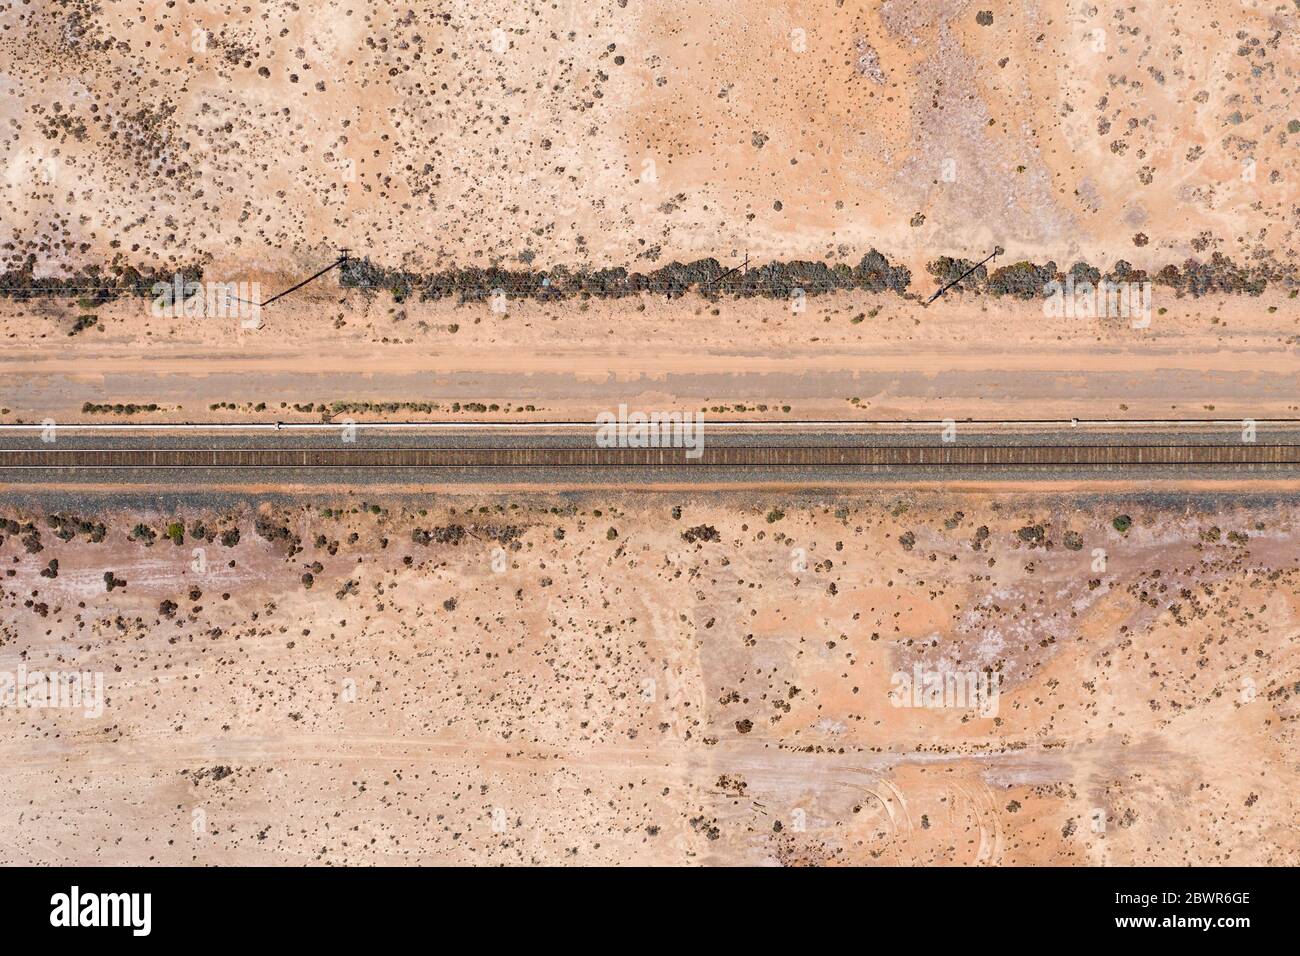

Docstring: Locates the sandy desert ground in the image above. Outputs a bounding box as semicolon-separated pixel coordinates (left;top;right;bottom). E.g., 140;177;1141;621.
0;488;1297;865
3;0;1297;278
1;0;1297;424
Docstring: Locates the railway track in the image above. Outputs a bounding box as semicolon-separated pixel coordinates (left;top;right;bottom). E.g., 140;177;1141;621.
1;444;1298;469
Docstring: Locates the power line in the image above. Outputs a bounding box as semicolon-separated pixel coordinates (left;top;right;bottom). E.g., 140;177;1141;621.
229;251;350;308
0;249;355;308
925;246;1004;305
